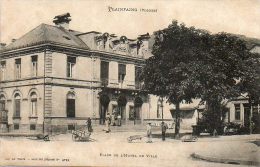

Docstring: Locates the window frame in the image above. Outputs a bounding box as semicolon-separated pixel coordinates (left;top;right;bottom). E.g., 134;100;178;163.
118;64;126;83
31;55;38;77
14;93;21;118
15;58;21;79
0;95;6;111
67;56;76;78
0;61;6;81
234;104;241;120
66;92;75;118
30;92;37;117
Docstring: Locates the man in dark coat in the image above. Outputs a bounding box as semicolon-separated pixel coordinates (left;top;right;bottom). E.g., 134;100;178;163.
86;117;93;133
161;122;168;141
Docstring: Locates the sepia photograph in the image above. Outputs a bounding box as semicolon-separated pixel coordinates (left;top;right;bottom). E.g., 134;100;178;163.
0;0;259;166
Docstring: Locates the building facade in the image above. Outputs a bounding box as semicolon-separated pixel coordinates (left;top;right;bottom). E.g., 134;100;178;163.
0;13;153;134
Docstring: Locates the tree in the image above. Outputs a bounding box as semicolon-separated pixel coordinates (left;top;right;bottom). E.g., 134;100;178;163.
142;20;210;138
143;20;260;138
198;102;229;135
188;33;260;133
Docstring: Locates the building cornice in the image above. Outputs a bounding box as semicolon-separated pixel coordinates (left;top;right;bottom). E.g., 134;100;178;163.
0;42;146;64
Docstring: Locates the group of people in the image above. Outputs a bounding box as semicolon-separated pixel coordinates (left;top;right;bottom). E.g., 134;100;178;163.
86;116;169;142
146;121;169;143
110;111;122;126
104;112;123;133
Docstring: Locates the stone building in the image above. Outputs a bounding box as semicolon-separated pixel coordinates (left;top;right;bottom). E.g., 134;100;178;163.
0;13;153;134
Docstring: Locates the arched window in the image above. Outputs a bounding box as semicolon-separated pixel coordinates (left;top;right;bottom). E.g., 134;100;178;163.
14;93;21;117
30;92;37;117
67;92;75;117
0;95;6;111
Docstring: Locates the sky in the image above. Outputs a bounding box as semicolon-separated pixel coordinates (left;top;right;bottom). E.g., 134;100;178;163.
0;0;260;44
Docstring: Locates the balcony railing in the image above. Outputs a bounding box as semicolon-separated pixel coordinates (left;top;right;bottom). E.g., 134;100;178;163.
0;110;8;123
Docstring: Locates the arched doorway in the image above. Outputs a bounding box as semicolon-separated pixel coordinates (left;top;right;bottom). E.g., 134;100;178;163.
117;95;127;124
134;96;143;124
99;94;110;125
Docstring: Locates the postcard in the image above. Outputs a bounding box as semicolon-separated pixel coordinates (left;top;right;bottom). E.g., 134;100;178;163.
0;0;259;166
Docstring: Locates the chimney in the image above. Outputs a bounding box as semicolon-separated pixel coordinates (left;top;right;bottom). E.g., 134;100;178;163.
53;13;71;29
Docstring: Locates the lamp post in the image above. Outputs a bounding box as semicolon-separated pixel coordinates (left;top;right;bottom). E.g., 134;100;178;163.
160;97;164;122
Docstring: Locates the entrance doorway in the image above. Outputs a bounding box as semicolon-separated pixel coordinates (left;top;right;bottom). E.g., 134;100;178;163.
243;104;250;130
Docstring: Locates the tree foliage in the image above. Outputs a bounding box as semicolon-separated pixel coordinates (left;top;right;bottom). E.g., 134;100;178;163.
142;20;260;137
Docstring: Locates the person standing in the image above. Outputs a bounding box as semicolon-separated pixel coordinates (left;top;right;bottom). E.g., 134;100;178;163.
161;122;168;141
105;113;111;133
117;114;121;126
86;117;92;133
146;122;152;143
111;111;116;126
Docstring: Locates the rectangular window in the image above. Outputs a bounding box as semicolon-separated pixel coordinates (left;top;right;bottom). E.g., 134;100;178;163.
0;101;5;111
14;99;21;117
14;124;19;130
118;64;126;83
0;61;6;81
135;66;142;89
31;55;38;77
67;56;76;78
68;124;75;130
31;99;37;116
235;104;241;120
100;61;109;85
15;58;21;79
30;124;36;130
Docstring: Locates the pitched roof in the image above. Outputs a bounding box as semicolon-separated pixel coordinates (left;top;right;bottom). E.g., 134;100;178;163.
3;23;89;51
